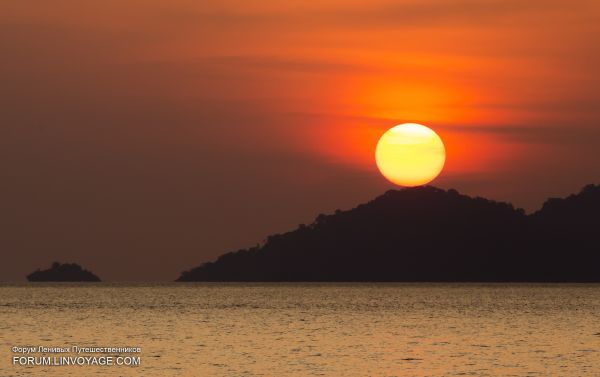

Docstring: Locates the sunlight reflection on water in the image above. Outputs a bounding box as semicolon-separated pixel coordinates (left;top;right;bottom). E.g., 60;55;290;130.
1;283;600;376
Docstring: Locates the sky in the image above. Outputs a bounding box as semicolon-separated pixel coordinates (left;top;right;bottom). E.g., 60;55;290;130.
1;0;599;281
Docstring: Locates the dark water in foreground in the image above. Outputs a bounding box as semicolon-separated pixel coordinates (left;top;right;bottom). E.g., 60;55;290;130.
1;283;599;376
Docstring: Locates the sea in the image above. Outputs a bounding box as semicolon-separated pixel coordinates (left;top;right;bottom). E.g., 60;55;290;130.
1;283;599;376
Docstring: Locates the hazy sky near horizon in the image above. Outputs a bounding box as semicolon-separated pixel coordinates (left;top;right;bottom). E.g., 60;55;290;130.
2;0;600;280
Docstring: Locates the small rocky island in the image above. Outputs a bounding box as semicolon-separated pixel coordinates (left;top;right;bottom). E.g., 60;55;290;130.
27;262;101;282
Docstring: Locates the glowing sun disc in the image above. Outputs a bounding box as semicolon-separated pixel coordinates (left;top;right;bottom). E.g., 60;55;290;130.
375;123;446;187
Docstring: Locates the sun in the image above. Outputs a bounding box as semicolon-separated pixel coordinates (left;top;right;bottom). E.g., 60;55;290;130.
375;123;446;187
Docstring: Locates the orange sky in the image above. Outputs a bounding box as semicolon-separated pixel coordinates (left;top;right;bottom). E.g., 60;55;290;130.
1;0;600;280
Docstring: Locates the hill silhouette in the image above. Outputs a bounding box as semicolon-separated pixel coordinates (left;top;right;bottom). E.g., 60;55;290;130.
27;262;101;282
177;185;600;282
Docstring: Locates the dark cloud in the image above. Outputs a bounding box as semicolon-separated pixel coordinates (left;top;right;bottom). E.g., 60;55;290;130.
436;123;600;145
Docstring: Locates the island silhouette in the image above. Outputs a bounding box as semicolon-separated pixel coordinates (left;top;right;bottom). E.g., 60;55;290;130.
27;262;101;282
177;184;600;282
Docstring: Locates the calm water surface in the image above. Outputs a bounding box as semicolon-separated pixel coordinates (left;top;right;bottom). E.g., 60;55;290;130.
1;283;600;376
